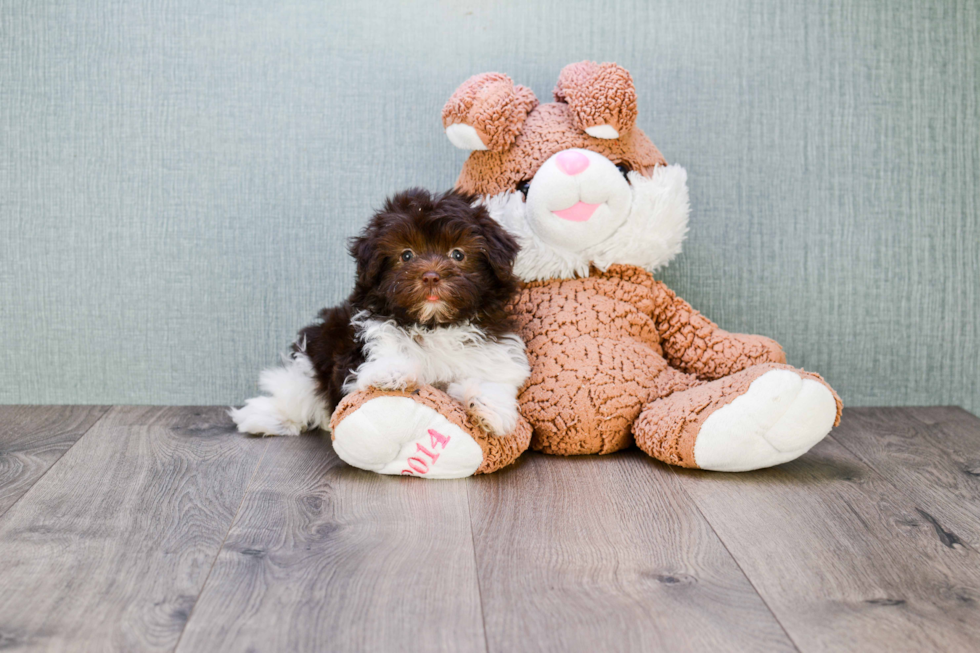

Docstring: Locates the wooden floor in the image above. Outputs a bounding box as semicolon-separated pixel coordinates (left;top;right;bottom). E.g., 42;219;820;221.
1;407;979;652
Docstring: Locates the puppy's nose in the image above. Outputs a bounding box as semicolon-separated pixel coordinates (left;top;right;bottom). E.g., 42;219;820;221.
422;271;441;286
555;150;590;176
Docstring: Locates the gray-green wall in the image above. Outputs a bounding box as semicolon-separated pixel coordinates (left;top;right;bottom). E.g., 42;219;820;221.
2;0;978;412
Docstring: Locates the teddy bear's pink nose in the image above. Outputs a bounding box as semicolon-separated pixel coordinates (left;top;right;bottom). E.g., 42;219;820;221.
555;150;590;176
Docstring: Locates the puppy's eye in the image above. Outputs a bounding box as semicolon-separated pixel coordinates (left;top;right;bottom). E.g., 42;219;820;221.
616;163;632;182
400;250;414;262
516;180;531;200
450;249;465;262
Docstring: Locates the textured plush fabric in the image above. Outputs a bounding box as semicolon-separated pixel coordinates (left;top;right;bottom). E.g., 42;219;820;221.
441;73;538;152
1;1;978;412
553;61;638;135
511;264;842;457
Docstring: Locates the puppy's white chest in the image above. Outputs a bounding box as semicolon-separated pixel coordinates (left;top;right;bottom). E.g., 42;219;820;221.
399;326;487;378
408;328;470;354
410;331;477;385
354;316;528;389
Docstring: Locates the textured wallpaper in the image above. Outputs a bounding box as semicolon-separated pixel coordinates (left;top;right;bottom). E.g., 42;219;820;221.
1;0;977;412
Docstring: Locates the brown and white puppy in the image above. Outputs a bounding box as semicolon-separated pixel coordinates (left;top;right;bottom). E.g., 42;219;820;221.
230;188;529;437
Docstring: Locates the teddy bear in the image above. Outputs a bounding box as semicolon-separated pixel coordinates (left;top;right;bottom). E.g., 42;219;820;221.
329;61;842;477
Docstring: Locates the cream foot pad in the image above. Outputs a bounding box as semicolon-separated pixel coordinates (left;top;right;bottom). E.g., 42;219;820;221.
693;369;838;472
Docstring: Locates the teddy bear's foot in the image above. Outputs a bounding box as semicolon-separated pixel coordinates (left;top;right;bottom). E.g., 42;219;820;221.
634;363;842;472
331;395;483;479
692;368;839;471
329;386;532;478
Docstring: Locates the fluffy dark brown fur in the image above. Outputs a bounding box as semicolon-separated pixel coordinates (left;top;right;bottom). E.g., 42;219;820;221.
296;188;520;409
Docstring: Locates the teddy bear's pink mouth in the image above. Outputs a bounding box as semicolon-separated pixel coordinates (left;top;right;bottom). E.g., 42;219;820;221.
552;201;601;222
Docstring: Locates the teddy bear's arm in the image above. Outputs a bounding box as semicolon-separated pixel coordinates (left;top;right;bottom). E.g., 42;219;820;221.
647;279;787;380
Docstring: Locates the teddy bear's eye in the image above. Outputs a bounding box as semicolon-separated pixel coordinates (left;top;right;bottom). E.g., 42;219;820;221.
616;163;632;182
516;179;531;200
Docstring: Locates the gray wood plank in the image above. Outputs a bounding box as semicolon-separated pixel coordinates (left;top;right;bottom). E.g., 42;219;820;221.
672;423;980;652
466;450;796;653
0;405;110;516
0;406;269;652
832;407;980;546
176;433;487;653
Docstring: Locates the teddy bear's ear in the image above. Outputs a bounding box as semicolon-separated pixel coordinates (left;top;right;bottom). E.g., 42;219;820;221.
442;73;538;152
553;61;637;139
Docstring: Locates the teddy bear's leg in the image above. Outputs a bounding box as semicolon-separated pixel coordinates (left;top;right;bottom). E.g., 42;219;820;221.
329;386;532;479
633;363;842;471
520;336;700;455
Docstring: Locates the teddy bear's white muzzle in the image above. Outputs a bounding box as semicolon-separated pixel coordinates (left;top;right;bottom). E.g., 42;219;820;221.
524;149;632;253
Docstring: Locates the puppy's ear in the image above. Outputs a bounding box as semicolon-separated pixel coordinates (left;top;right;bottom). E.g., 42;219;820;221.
474;208;520;287
348;226;387;288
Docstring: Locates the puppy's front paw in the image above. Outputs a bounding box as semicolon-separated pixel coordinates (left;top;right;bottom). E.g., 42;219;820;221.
467;396;518;437
355;360;420;392
447;380;519;437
